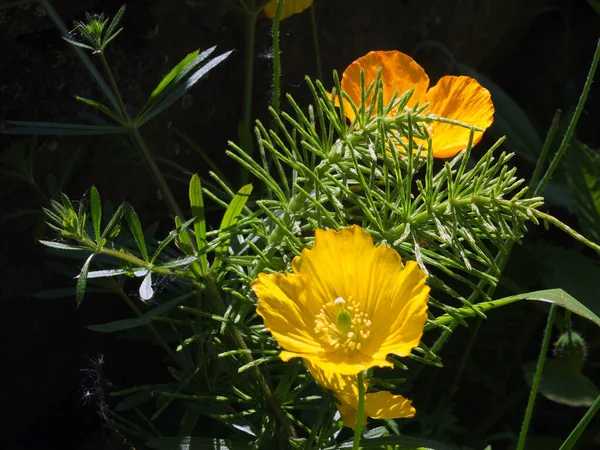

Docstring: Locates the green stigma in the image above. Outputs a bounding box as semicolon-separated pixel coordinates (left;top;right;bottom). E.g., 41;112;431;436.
334;297;352;333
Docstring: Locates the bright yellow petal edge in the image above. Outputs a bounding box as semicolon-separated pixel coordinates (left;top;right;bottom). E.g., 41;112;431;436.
263;0;313;20
306;360;416;430
252;225;430;375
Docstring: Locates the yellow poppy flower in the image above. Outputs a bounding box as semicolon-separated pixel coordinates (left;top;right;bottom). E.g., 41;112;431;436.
306;360;415;429
251;225;430;375
263;0;313;20
332;50;495;158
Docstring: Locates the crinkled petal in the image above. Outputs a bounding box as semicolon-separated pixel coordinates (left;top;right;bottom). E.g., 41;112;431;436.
263;0;313;20
368;261;429;360
425;75;494;158
364;391;415;419
296;350;392;376
340;50;429;119
252;273;322;355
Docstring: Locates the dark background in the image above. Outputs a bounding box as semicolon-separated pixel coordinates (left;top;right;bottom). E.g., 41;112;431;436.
1;0;600;448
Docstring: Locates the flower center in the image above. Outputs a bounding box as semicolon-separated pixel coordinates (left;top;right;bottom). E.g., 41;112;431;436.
314;296;371;353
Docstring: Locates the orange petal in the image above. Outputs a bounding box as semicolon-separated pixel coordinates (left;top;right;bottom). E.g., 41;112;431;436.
263;0;313;20
340;50;429;120
425;76;494;158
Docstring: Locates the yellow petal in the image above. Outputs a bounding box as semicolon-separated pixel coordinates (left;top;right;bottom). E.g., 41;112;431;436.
364;391;415;420
340;50;429;120
305;360;415;429
263;0;313;20
425;75;494;158
254;225;429;374
252;273;322;355
368;261;430;360
297;350;393;376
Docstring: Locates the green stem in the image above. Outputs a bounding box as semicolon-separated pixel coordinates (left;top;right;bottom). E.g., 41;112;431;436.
353;372;365;450
310;3;323;81
242;11;258;146
534;210;600;253
535;37;600;195
129;127;186;221
517;304;557;450
97;53;186;224
271;0;284;113
559;393;600;450
528;111;561;197
99;53;128;119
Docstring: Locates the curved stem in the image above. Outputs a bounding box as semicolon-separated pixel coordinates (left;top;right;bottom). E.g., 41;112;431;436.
517;304;557;450
535;38;600;196
310;3;323;81
353;372;365;450
271;0;284;113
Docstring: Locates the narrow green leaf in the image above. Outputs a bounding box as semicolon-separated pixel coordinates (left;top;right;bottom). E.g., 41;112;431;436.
427;288;600;331
150;216;196;264
174;216;194;256
75;96;123;123
101;202;124;240
3;121;126;135
136;47;213;121
76;253;95;306
148;50;200;102
87;291;193;332
90;186;102;242
126;204;149;261
137;50;232;126
212;184;253;272
104;5;126;43
38;240;88;251
189;174;208;274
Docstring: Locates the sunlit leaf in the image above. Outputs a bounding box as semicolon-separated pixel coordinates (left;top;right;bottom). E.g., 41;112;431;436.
189;174;208;274
76;253;95;306
427;289;600;330
212;184;253;272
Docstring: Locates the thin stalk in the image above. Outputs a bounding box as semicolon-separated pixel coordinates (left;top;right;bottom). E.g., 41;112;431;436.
242;11;258;150
130;127;186;222
516;304;557;450
534;210;600;253
96;53;185;221
98;53;128;120
535;37;600;195
559;393;600;450
310;3;323;81
528;110;561;196
353;372;366;450
37;0;121;114
271;0;284;112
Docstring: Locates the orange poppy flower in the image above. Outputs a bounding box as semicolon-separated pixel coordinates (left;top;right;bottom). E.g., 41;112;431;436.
263;0;313;20
333;50;494;158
